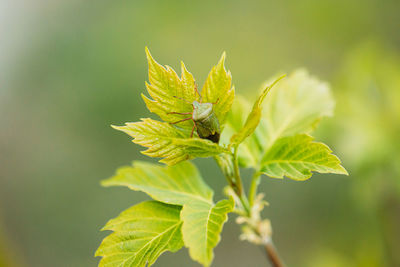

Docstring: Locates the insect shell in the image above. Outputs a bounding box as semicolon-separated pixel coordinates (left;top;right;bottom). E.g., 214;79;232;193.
192;101;220;143
169;98;221;143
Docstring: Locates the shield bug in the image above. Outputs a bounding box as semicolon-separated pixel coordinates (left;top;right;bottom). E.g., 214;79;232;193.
168;84;221;143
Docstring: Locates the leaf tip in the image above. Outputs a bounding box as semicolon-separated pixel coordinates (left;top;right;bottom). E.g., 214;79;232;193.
100;178;111;187
278;73;287;79
180;60;186;69
145;46;156;65
144;46;150;56
99;224;109;232
339;165;349;176
221;50;227;59
111;124;124;131
218;51;227;66
268;73;287;90
180;61;191;76
94;248;101;257
141;92;150;101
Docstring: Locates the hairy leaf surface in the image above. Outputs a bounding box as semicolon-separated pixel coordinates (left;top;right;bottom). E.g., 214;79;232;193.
181;198;234;267
142;47;199;129
96;201;183;267
260;134;348;180
201;52;235;126
112;118;227;165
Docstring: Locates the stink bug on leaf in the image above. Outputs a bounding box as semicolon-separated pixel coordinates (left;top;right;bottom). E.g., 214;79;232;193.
168;84;221;143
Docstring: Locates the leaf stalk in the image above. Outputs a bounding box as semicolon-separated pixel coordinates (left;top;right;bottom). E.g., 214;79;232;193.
217;146;285;267
248;171;261;206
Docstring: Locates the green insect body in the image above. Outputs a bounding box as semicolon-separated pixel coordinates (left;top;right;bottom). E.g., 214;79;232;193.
192;101;221;143
169;98;221;143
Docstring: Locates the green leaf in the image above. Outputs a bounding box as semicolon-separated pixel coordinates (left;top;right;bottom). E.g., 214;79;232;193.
230;75;285;146
181;198;234;267
260;134;348;180
102;161;233;267
226;69;337;169
96;201;183;267
259;69;335;148
112;118;227;165
221;96;260;167
202;52;235;126
142;47;199;130
102;161;213;205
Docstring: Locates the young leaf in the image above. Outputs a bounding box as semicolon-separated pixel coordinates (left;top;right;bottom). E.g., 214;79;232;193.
221;96;261;167
226;69;337;169
181;198;234;267
96;201;183;267
259;69;335;148
102;161;213;205
112;118;227;165
201;52;235;126
142;47;199;130
260;134;348;180
230;75;285;147
102;161;233;267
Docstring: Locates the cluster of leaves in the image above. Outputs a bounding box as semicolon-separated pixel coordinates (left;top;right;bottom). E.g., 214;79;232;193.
112;48;232;165
96;162;232;266
222;70;346;180
96;48;347;267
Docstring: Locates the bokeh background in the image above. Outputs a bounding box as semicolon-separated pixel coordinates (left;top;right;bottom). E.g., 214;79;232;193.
1;0;399;266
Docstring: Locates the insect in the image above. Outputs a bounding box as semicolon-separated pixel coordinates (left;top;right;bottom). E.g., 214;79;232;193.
168;84;220;143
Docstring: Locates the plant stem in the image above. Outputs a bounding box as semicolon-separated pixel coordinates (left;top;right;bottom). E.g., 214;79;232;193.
248;171;261;206
218;148;285;267
232;146;243;195
263;239;285;267
232;146;250;216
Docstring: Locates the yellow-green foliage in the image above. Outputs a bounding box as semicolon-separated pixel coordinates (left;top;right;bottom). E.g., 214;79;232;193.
97;50;347;267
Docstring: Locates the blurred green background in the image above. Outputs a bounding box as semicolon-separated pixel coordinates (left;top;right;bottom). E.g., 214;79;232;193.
1;0;399;266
